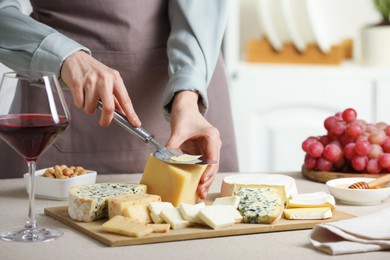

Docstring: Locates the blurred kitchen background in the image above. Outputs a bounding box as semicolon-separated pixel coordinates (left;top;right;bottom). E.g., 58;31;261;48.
2;0;390;173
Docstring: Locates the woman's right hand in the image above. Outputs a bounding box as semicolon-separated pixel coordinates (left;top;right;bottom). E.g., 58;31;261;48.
60;51;141;128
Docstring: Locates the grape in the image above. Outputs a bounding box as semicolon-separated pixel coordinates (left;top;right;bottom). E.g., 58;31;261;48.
323;143;342;162
343;143;356;160
366;159;382;174
304;154;317;170
382;138;390;153
379;153;390;168
317;158;333;171
334;112;342;119
307;141;324;158
369;130;386;145
351;155;368;171
376;122;387;130
339;133;354;147
342;108;357;123
355;140;372;156
324;116;338;131
301;136;317;153
333;157;345;171
346;122;362;138
319;135;331;146
366;123;377;134
368;144;383;159
386;126;390;136
330;121;346;136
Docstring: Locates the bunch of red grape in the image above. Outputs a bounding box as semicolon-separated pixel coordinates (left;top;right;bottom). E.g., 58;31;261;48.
302;108;390;174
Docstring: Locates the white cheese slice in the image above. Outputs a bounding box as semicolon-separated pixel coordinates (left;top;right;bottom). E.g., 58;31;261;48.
286;192;336;211
213;196;240;209
160;207;190;229
284;207;332;220
148;201;174;224
178;202;206;224
170;154;202;162
198;205;243;230
221;173;298;199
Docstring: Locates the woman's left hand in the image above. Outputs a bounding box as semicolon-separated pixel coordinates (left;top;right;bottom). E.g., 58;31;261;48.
166;91;222;200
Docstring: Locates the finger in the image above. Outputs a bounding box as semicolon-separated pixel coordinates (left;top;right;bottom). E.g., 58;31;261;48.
99;95;115;127
113;76;141;127
197;165;217;199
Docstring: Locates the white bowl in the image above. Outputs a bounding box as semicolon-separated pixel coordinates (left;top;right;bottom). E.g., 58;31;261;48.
24;168;97;200
326;177;390;206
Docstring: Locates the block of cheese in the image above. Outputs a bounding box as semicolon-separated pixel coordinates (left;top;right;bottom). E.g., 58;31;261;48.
147;223;171;233
234;186;285;224
178;202;206;224
198;205;243;230
149;202;175;224
140;154;207;206
68;183;147;222
213;196;240;209
283;207;332;220
221;173;297;200
286;192;336;211
160;207;190;229
108;194;161;219
123;204;152;223
102;215;153;238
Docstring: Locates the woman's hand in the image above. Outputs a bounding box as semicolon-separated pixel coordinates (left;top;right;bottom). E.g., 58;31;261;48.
60;51;141;127
166;91;222;200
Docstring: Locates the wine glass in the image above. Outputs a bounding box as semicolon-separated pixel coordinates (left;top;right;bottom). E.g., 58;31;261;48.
0;71;71;242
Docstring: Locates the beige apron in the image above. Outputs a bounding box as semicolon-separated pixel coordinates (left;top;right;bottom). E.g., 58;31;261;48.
0;0;238;178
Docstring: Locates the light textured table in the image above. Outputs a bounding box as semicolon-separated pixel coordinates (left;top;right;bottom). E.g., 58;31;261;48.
0;172;389;260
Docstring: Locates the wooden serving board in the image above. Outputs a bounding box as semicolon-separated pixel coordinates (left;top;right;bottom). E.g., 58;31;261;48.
44;206;354;247
301;165;387;183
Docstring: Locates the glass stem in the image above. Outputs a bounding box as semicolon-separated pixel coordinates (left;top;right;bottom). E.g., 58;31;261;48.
26;160;37;230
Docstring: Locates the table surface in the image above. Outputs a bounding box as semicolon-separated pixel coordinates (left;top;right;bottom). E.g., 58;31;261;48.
0;172;389;260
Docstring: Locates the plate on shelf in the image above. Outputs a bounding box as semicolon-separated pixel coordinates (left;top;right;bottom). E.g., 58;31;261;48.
280;0;315;53
301;165;387;184
257;0;290;52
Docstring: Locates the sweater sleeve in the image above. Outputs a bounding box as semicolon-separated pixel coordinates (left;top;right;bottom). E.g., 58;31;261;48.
0;0;90;77
163;0;227;119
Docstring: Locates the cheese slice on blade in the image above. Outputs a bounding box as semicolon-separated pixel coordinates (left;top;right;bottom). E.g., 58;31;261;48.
286;192;336;211
170;154;202;163
283;207;332;220
140;154;207;206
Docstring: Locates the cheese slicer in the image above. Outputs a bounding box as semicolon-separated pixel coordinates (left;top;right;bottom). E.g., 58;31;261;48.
97;100;215;165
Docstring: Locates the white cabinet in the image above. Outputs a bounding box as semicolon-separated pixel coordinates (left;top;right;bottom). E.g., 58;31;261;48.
229;62;390;173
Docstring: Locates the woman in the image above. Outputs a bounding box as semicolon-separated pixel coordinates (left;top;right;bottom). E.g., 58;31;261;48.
0;0;238;198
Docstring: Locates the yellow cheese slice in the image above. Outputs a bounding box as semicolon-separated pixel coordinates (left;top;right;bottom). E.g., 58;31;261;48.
102;215;153;238
283;207;332;220
170;154;202;162
286;192;336;211
140;154;207;206
147;223;171;233
107;193;161;219
123;204;152;223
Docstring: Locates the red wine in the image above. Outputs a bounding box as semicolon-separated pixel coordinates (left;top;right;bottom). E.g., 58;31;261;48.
0;114;69;161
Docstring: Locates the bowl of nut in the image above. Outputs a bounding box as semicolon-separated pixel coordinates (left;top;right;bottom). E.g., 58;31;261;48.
24;165;97;200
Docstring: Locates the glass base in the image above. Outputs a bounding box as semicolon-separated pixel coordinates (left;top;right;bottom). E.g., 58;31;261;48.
0;227;63;242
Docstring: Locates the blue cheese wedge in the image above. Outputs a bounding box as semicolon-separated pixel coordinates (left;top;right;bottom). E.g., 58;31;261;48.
234;186;285;224
68;183;146;222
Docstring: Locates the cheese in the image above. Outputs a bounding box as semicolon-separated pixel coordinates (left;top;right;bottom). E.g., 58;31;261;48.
140;154;207;206
221;173;298;199
234;186;285;224
107;194;161;219
234;184;287;203
286;192;336;211
68;183;146;222
160;207;190;229
178;202;206;224
170;154;202;163
147;223;171;233
123;204;152;223
102;215;153;238
212;196;240;208
148;202;175;224
283;207;332;220
198;205;243;230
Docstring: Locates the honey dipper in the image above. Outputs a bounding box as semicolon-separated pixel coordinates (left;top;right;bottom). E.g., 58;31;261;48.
348;174;390;189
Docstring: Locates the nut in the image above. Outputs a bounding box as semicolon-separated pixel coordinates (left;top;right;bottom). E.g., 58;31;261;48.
41;165;88;179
